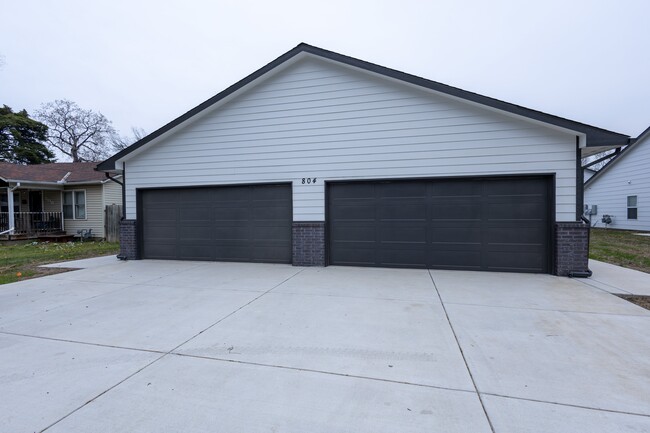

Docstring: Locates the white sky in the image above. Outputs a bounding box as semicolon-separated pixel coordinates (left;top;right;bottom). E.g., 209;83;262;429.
2;0;649;144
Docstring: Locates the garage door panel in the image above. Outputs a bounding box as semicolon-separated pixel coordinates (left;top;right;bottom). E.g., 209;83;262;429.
179;224;214;240
144;242;178;260
145;207;177;222
430;202;481;220
378;202;426;220
431;180;481;197
330;182;374;199
487;202;546;220
253;206;292;220
330;245;376;266
485;250;545;272
429;250;482;270
179;206;211;220
329;177;550;273
331;225;374;242
178;244;215;261
486;226;546;244
376;242;427;268
141;184;291;263
430;226;481;243
379;224;426;242
379;181;427;197
252;226;291;240
213;207;250;220
144;224;177;239
330;203;375;220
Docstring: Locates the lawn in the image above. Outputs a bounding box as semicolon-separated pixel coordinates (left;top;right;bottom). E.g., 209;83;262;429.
589;228;650;274
0;241;119;284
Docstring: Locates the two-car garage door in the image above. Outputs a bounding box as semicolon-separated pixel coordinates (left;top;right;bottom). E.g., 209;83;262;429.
139;176;551;273
328;176;551;273
140;184;292;263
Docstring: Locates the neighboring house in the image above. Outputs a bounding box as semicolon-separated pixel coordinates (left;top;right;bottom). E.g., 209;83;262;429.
0;162;122;239
584;126;650;231
98;43;632;275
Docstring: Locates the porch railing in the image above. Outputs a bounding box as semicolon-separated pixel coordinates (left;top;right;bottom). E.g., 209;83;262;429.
0;212;63;235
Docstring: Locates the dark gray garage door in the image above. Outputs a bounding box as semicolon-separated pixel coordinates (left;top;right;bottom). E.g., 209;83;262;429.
328;177;551;273
140;184;291;263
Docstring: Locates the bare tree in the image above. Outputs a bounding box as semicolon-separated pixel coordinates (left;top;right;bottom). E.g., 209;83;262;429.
36;99;117;162
111;126;147;152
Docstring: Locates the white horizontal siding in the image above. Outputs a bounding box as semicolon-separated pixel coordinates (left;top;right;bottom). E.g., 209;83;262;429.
585;138;650;231
125;57;577;222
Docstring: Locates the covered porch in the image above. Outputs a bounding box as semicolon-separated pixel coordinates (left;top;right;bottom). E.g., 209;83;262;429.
1;186;65;238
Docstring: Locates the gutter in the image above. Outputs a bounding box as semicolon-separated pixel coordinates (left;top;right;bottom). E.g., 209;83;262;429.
104;172;123;186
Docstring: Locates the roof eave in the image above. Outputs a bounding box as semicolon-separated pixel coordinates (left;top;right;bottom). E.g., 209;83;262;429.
96;42;631;171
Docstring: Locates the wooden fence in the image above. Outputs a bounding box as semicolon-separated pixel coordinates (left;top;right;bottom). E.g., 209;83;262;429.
104;204;122;242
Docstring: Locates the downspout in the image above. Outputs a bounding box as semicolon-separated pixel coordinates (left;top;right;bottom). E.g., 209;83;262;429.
568;137;592;278
117;162;128;260
575;137;584;220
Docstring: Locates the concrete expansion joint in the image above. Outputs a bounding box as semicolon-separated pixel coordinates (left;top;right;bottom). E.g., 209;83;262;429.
0;331;165;355
427;269;497;433
170;351;476;395
480;392;650;419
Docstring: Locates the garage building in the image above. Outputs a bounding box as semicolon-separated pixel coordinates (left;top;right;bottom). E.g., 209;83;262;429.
98;43;631;275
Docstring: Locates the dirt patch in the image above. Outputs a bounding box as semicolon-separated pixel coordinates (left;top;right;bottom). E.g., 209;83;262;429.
617;295;650;311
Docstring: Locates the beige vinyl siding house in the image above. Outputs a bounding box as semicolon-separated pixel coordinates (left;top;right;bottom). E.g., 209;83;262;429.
99;44;631;275
63;180;123;238
0;162;123;240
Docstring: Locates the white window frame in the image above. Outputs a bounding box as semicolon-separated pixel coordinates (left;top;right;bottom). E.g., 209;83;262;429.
627;195;638;220
62;189;87;220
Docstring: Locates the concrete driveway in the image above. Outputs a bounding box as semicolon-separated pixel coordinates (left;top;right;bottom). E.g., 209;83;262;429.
1;259;649;432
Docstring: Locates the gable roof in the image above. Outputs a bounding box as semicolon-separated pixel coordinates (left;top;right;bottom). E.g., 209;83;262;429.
585;125;650;186
0;162;108;184
97;43;632;171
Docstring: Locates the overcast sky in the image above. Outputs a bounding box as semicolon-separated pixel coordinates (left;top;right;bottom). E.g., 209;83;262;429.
2;0;649;147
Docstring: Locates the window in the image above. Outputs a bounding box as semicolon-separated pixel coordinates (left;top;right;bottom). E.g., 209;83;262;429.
0;192;20;213
62;190;86;219
627;195;637;220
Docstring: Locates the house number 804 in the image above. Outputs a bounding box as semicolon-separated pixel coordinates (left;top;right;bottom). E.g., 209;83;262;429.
302;178;317;184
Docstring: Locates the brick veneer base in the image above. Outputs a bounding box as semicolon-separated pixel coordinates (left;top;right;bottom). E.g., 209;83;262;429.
554;222;590;276
119;219;138;260
292;222;325;266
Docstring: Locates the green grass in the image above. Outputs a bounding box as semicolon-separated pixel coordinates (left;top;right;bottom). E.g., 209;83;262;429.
0;241;119;284
589;228;650;274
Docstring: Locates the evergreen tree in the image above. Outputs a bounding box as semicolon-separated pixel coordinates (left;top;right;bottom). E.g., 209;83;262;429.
0;105;55;164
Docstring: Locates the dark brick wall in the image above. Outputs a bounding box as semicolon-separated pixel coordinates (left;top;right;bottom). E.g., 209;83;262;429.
554;222;590;276
119;219;138;260
292;222;325;266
